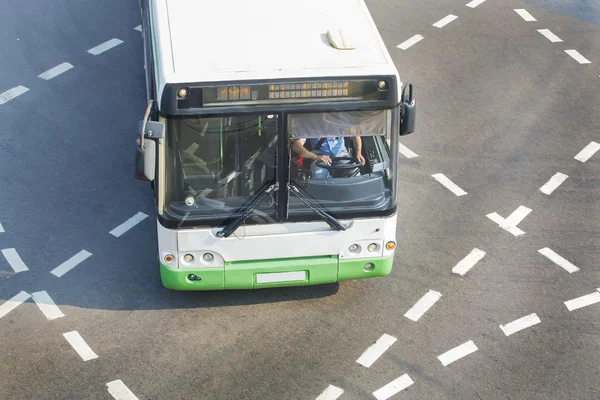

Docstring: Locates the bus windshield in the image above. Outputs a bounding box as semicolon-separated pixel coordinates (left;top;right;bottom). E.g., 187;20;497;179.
288;109;395;219
163;114;279;226
162;109;396;226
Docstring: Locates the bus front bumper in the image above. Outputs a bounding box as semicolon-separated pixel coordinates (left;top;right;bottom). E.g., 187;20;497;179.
159;255;393;291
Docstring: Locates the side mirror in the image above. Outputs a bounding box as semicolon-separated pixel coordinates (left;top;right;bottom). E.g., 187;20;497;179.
135;120;164;181
399;83;416;136
135;137;156;181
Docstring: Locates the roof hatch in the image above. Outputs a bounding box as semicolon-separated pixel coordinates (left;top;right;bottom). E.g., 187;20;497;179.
327;29;358;50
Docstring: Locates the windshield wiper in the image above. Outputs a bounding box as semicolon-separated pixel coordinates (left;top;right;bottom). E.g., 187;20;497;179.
287;182;346;231
216;181;278;238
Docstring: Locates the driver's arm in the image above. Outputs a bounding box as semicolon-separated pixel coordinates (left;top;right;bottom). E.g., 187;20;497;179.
292;139;331;164
353;136;365;165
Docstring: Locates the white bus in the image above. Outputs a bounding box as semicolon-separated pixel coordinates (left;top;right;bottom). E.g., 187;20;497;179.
135;0;417;290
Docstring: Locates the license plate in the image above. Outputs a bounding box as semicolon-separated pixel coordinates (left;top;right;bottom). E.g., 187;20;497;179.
256;271;307;284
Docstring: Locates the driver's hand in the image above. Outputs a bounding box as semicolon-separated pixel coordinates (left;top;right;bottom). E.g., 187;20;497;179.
356;154;365;165
315;154;332;165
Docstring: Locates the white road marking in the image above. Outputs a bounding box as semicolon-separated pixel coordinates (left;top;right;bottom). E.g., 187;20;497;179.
0;86;29;105
537;29;563;43
31;291;65;320
109;212;149;237
433;14;458;28
106;380;139;400
404;290;442;321
38;62;74;81
564;292;600;311
438;340;478;366
398;143;419;158
1;248;29;273
466;0;486;8
315;385;344;400
514;9;537;21
134;25;142;32
397;34;424;50
63;331;98;361
540;172;568;195
486;212;525;236
0;222;4;232
538;247;579;273
356;333;397;368
431;173;468;196
372;374;414;400
503;206;532;228
500;313;541;336
452;248;486;276
50;250;93;278
574;141;600;162
87;38;124;55
0;291;31;319
564;49;591;64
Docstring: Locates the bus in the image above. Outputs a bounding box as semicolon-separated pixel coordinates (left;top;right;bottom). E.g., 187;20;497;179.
135;0;417;290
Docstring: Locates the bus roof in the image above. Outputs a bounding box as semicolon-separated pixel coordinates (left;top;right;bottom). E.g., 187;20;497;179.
150;0;400;101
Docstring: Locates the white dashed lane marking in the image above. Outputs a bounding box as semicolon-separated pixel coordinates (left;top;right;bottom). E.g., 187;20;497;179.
87;38;124;55
500;313;541;336
540;172;568;195
404;290;442;322
50;250;93;278
372;374;414;400
109;212;149;237
63;331;99;361
0;86;29;105
397;34;424;50
106;380;139;400
315;385;344;400
564;292;600;311
487;205;531;237
356;333;397;368
398;142;419;158
1;248;29;273
574;141;600;162
452;248;486;276
514;9;537;21
538;29;563;43
466;0;486;8
538;247;579;273
134;25;142;32
564;49;591;64
431;173;468;196
0;222;4;233
31;291;65;320
437;340;478;366
0;291;30;319
38;62;74;81
433;14;458;28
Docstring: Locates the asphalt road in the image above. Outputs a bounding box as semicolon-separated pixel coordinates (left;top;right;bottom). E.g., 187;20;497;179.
1;0;599;399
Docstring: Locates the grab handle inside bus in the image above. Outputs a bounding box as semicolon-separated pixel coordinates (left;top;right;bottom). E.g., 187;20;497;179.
399;83;416;136
135;100;163;181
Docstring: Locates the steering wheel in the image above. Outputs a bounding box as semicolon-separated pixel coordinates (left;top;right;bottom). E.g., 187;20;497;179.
314;156;363;171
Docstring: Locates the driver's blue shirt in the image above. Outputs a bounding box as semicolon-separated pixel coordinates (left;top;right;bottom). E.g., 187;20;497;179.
304;137;347;156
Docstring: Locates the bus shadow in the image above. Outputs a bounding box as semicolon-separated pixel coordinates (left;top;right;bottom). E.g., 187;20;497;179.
0;257;341;312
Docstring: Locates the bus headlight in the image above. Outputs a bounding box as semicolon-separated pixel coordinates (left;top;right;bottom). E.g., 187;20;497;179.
367;243;379;252
203;253;214;262
348;244;361;254
183;254;194;263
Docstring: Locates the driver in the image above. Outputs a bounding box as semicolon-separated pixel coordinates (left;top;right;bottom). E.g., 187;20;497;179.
292;136;365;178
